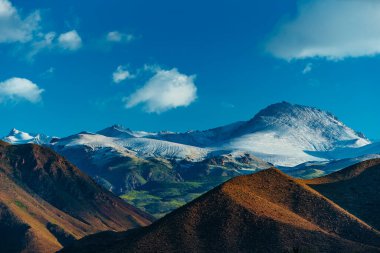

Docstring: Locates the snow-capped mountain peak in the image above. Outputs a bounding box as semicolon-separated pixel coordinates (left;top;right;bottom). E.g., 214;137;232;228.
3;128;52;145
223;102;371;166
97;124;157;138
97;125;135;138
238;101;370;147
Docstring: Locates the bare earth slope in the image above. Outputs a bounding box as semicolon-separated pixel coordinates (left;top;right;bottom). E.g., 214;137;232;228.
0;141;153;253
61;168;380;253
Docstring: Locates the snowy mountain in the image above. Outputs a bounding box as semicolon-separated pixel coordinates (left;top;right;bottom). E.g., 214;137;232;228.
97;124;157;138
224;102;370;165
2;128;52;145
2;102;377;167
154;102;371;166
51;131;210;162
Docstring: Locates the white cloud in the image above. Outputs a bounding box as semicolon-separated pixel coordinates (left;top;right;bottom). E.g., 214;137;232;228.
124;68;197;113
0;1;83;58
113;65;134;83
106;31;134;43
0;0;40;43
0;0;15;17
267;0;380;60
58;30;82;50
302;63;313;74
0;77;44;103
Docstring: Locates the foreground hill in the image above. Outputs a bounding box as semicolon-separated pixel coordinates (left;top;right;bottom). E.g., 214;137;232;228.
61;167;380;253
0;141;153;253
306;158;380;231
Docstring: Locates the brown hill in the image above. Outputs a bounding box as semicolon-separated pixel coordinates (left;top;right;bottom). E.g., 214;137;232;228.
306;158;380;231
0;141;153;253
61;168;380;253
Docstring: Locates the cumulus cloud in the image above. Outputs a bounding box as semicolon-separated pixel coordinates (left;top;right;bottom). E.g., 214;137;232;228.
124;68;197;113
113;65;134;83
0;0;40;43
106;31;134;43
0;77;44;103
266;0;380;60
58;30;82;50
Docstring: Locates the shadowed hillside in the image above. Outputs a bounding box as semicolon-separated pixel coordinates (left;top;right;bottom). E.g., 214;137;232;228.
306;158;380;231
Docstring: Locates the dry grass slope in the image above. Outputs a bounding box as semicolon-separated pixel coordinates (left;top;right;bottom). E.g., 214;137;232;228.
0;141;153;253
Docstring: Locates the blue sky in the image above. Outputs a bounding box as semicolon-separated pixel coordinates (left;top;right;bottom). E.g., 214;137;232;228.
1;0;380;139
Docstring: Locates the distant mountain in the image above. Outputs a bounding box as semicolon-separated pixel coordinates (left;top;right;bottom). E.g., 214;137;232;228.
0;141;153;253
154;101;371;166
3;102;374;167
60;167;380;253
3;128;52;145
97;124;156;139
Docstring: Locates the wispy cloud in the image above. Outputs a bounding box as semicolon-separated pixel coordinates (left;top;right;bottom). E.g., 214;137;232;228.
0;0;83;59
27;31;56;59
112;65;134;83
106;31;134;43
39;67;55;79
57;30;82;50
0;0;40;43
124;68;197;113
302;63;313;74
0;77;44;103
266;0;380;60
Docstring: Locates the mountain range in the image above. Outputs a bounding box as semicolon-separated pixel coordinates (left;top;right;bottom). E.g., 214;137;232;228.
60;159;380;253
3;101;380;217
3;102;374;166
